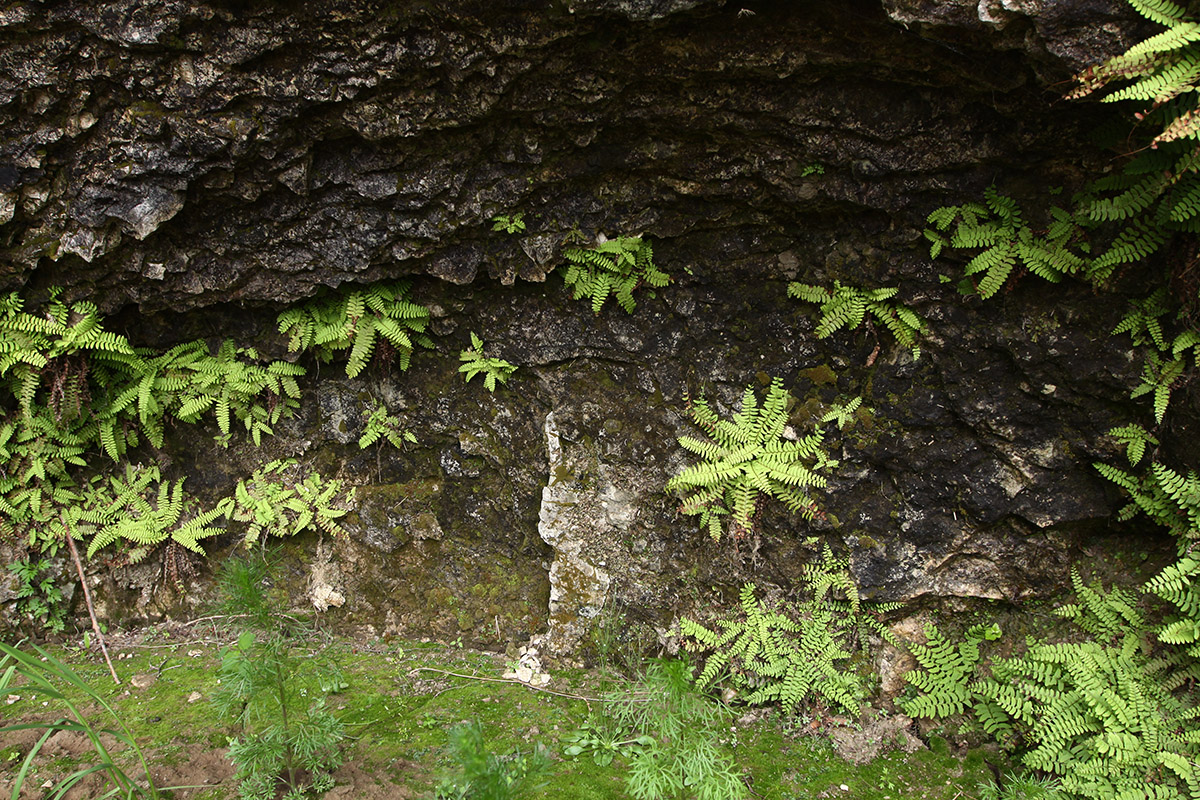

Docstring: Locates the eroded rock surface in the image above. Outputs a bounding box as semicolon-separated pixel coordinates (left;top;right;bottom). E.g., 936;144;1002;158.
0;0;1173;648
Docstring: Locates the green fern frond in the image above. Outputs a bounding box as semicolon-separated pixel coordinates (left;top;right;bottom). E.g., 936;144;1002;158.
667;378;834;541
278;281;431;376
790;280;923;352
560;236;665;314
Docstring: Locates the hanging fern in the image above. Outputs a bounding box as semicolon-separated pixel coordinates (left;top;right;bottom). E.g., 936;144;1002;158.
1094;461;1200;543
1110;289;1198;426
277;281;432;377
1063;0;1200;282
80;464;227;562
665;377;836;541
560;236;668;315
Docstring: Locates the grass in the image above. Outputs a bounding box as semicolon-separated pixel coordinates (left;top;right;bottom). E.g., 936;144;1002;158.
0;626;995;799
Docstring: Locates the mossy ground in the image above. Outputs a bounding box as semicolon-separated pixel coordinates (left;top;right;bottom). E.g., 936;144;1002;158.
1;625;993;799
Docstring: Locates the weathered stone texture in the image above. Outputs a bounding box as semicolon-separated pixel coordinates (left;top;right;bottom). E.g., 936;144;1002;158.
0;0;1172;646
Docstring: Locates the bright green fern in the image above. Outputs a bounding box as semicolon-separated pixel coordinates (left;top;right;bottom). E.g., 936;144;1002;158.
665;377;836;541
458;332;518;392
924;187;1090;298
276;281;432;377
561;236;668;314
788;281;924;357
897;621;1001;720
227;459;356;548
681;545;896;716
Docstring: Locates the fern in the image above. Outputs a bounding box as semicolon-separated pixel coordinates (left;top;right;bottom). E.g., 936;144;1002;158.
491;212;526;234
1107;423;1159;466
788;281;923;357
1114;289;1173;349
681;582;859;714
560;236;668;315
457;332;518;392
227;460;356;548
277;281;432;376
681;549;887;716
1131;351;1187;424
358;401;416;450
1063;0;1200;292
821;396;864;431
80;464;226;562
909;567;1200;800
666;378;837;541
1095;461;1200;541
897;621;1001;720
925;188;1090;298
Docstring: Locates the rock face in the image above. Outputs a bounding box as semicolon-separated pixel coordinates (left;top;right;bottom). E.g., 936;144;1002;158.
0;0;1171;648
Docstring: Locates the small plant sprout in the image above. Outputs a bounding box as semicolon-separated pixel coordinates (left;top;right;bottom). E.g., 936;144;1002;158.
491;213;525;234
358;401;417;450
458;332;518;392
822;396;864;430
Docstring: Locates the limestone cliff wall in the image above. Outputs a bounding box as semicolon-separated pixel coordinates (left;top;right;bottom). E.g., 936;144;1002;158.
0;0;1168;650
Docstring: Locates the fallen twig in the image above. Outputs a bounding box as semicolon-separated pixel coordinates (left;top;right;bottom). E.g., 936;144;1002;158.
65;530;119;684
408;666;615;705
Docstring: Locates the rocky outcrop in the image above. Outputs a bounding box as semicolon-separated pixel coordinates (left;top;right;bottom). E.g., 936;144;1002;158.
0;0;1173;649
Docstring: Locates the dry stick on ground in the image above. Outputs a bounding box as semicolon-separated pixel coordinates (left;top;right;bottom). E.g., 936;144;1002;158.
409;666;640;709
64;529;119;684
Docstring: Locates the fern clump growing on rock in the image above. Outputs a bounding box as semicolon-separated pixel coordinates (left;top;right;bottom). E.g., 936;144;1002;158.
227;459;356;548
896;621;1000;720
276;281;432;377
666;377;835;541
458;332;518;392
1069;0;1200;278
923;186;1090;298
358;401;416;450
560;236;668;314
788;281;924;358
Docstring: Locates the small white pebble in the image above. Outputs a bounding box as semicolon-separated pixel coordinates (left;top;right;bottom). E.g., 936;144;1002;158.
5;695;19;704
840;785;849;791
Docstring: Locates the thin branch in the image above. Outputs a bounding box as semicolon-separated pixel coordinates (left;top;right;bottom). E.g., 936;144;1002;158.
64;532;119;684
407;667;617;704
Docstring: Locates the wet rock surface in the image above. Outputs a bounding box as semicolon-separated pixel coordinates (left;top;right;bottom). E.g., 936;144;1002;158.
0;0;1174;648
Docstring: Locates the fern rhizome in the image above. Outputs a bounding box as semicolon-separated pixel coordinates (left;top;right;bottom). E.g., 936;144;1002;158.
666;377;836;541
